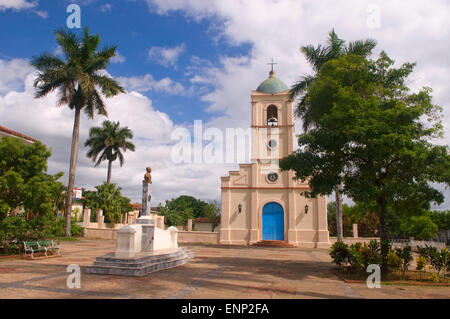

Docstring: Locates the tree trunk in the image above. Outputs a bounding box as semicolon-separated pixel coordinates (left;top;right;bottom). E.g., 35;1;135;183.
107;160;112;184
335;183;344;242
65;106;82;237
377;196;389;273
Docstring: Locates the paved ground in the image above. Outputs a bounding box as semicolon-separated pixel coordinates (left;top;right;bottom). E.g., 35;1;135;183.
0;238;448;299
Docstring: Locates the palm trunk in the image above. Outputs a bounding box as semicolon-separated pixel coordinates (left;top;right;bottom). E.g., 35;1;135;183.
378;197;389;273
335;183;344;242
107;160;112;184
65;106;81;237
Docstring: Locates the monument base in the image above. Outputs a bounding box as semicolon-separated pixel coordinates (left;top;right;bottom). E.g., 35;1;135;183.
85;247;193;277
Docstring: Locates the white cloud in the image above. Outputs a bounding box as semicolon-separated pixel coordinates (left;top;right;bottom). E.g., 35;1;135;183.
99;3;112;12
0;0;36;11
0;59;233;204
145;0;450;209
111;51;126;64
1;1;449;208
148;43;186;68
118;74;186;95
0;59;34;94
0;0;48;18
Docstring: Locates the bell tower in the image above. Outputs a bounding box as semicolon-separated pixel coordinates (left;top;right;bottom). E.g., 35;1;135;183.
251;69;295;166
219;65;330;248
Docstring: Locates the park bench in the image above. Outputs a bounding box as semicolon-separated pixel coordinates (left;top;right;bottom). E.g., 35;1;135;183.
23;240;60;259
38;240;60;257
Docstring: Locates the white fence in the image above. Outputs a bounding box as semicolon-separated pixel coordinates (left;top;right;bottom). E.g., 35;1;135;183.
391;239;446;250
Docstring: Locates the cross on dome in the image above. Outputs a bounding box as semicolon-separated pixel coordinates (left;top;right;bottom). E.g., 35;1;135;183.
267;58;278;77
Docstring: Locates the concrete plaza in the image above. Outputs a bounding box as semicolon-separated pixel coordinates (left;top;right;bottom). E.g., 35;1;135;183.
0;238;448;299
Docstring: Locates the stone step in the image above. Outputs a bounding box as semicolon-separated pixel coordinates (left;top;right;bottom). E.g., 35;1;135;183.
251;240;297;248
95;247;191;263
92;248;190;268
85;248;194;277
92;249;192;269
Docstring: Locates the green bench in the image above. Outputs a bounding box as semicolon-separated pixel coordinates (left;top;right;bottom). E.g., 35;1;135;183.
23;241;60;259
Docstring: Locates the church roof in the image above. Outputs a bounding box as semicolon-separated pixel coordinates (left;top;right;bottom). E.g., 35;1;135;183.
256;70;288;94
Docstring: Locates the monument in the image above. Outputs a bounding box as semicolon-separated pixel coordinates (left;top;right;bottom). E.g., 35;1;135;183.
86;167;193;276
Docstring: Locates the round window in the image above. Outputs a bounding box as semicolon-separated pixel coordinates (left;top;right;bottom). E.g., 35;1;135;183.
267;172;279;183
268;139;278;149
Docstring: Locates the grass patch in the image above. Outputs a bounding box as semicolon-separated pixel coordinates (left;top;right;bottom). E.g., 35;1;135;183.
49;236;80;242
332;268;450;286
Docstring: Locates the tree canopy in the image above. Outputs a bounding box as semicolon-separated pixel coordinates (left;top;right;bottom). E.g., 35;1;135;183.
82;182;133;224
0;137;64;220
85;120;136;184
280;52;450;264
158;195;220;226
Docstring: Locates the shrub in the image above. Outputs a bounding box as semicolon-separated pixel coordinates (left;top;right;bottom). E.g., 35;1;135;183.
347;243;365;272
428;248;449;281
0;214;83;255
387;250;402;271
395;246;413;279
365;239;382;266
330;241;349;268
416;255;427;281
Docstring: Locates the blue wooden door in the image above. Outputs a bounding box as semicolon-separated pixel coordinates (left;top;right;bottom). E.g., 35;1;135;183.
262;202;284;240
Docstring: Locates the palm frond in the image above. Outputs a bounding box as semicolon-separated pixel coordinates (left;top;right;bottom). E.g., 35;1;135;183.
92;75;125;97
30;53;65;72
54;28;80;61
346;39;377;57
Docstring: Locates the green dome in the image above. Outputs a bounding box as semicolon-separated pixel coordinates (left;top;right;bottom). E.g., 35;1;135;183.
256;71;288;94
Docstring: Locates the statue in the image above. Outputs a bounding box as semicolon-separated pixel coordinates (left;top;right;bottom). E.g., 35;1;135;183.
140;166;152;218
144;166;152;184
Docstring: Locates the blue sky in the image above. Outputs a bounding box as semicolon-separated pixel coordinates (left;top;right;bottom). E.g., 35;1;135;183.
0;0;449;209
0;0;251;124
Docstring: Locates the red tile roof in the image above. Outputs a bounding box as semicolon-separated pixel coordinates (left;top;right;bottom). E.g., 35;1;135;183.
0;125;36;142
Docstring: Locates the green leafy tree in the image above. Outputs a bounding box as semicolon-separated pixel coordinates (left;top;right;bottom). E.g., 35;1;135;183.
327;201;379;237
85;120;135;184
82;189;101;213
290;29;377;242
400;216;438;240
204;200;220;231
428;210;450;230
31;27;125;236
90;182;132;224
158;204;187;227
0;137;64;220
166;195;209;219
280;52;450;271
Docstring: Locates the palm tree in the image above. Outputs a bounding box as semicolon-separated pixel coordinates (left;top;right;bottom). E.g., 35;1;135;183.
85;120;136;184
31;27;125;236
290;29;377;242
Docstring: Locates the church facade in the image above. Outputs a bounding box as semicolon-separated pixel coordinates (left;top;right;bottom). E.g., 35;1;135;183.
219;70;330;248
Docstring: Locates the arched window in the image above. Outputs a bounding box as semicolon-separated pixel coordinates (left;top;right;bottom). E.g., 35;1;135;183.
267;105;278;126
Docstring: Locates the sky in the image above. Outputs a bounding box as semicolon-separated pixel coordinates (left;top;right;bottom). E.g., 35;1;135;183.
0;0;449;209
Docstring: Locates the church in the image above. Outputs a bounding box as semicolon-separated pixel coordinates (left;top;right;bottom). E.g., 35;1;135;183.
219;68;330;248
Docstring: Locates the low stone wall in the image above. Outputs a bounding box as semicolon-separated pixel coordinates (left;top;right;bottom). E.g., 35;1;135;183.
391;239;446;250
84;228;117;240
329;237;447;250
329;237;379;245
84;227;220;245
178;231;220;244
